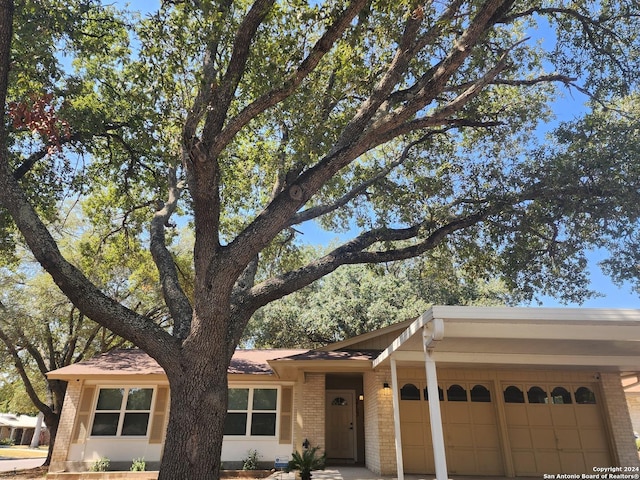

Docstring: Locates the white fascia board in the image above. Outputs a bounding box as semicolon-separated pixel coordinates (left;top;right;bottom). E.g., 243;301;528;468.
430;306;640;324
373;308;435;369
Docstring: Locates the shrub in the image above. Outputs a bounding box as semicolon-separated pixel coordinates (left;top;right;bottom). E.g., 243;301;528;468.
89;457;110;472
242;449;261;470
130;457;146;471
286;446;325;480
0;438;14;446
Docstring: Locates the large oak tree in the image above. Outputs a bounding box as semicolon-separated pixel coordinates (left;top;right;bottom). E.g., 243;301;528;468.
0;1;639;478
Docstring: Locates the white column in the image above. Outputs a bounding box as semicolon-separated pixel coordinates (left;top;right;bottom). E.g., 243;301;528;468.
423;329;448;480
390;356;404;480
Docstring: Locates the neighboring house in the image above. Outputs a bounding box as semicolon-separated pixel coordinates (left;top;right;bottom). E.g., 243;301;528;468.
47;306;640;478
0;412;47;446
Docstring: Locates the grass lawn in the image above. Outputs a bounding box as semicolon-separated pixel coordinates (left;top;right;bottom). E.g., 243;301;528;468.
0;446;47;459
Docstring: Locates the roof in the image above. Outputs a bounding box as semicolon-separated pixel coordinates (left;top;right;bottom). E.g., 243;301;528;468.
0;413;43;429
47;348;308;380
373;306;640;372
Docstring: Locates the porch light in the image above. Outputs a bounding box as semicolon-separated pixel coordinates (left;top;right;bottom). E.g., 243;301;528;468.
302;438;310;449
383;382;390;389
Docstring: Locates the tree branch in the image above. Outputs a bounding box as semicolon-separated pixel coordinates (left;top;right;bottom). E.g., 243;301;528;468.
290;131;449;225
0;326;51;414
201;0;275;144
246;207;497;310
0;157;179;359
205;0;369;159
150;167;192;341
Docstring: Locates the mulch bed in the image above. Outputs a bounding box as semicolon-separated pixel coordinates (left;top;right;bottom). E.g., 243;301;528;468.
0;466;48;479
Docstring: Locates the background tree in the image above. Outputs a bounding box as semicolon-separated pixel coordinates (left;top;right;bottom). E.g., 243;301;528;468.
245;251;513;348
0;208;173;464
0;1;639;478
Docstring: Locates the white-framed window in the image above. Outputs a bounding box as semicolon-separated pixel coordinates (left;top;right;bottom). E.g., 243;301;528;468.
90;387;154;437
224;387;278;437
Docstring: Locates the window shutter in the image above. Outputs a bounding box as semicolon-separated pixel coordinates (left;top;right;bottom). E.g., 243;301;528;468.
149;386;169;444
279;386;293;444
71;385;95;444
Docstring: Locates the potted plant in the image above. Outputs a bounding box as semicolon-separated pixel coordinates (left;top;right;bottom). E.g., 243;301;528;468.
286;446;325;480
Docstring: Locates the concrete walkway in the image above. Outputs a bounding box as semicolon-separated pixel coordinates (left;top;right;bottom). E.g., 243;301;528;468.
0;457;45;472
269;466;541;480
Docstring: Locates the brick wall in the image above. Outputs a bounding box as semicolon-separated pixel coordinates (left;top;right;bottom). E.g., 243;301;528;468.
600;373;640;467
626;392;640;434
49;380;83;472
363;369;397;475
294;373;325;453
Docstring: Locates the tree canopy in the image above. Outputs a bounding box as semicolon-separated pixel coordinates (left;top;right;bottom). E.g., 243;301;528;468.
245;254;513;348
0;1;639;478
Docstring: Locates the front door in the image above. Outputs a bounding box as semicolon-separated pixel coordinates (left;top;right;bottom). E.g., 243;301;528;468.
325;390;356;460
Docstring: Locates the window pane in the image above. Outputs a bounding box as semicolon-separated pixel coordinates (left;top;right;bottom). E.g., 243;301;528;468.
400;384;420;400
470;385;491;402
504;386;525;403
424;387;444;401
447;384;467;402
96;389;124;410
251;413;276;436
126;388;153;410
575;386;596;404
253;389;277;410
91;413;120;436
228;389;249;410
551;387;572;404
224;413;247;435
122;413;150;435
527;386;548;404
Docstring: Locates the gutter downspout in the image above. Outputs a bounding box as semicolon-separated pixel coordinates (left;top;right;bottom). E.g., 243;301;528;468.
423;319;448;480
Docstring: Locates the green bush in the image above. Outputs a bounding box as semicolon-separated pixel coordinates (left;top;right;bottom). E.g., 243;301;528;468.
130;457;146;471
242;449;261;470
89;457;110;472
0;438;15;446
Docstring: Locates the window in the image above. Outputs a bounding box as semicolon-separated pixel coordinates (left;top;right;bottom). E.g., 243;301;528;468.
503;385;525;403
575;386;597;404
400;384;420;400
424;386;444;401
91;387;153;436
551;386;572;404
470;385;491;402
527;386;548;404
224;387;278;437
447;384;467;402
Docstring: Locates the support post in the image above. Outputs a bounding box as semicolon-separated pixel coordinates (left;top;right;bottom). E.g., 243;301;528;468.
390;356;404;480
423;327;448;480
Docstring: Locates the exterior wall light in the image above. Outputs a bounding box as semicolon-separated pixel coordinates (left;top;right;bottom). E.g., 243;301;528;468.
383;382;390;389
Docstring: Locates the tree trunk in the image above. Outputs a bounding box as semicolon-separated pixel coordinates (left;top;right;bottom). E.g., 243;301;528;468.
157;353;229;480
42;414;58;467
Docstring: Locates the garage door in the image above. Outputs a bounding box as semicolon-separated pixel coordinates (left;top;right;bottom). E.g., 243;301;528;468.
399;380;503;475
503;382;611;475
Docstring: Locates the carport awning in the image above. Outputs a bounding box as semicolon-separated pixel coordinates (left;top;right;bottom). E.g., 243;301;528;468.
373;306;640;372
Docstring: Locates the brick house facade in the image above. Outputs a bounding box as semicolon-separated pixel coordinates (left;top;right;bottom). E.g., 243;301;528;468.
48;306;640;478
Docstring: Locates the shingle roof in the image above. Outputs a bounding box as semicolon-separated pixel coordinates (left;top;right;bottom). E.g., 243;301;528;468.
47;348;308;379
